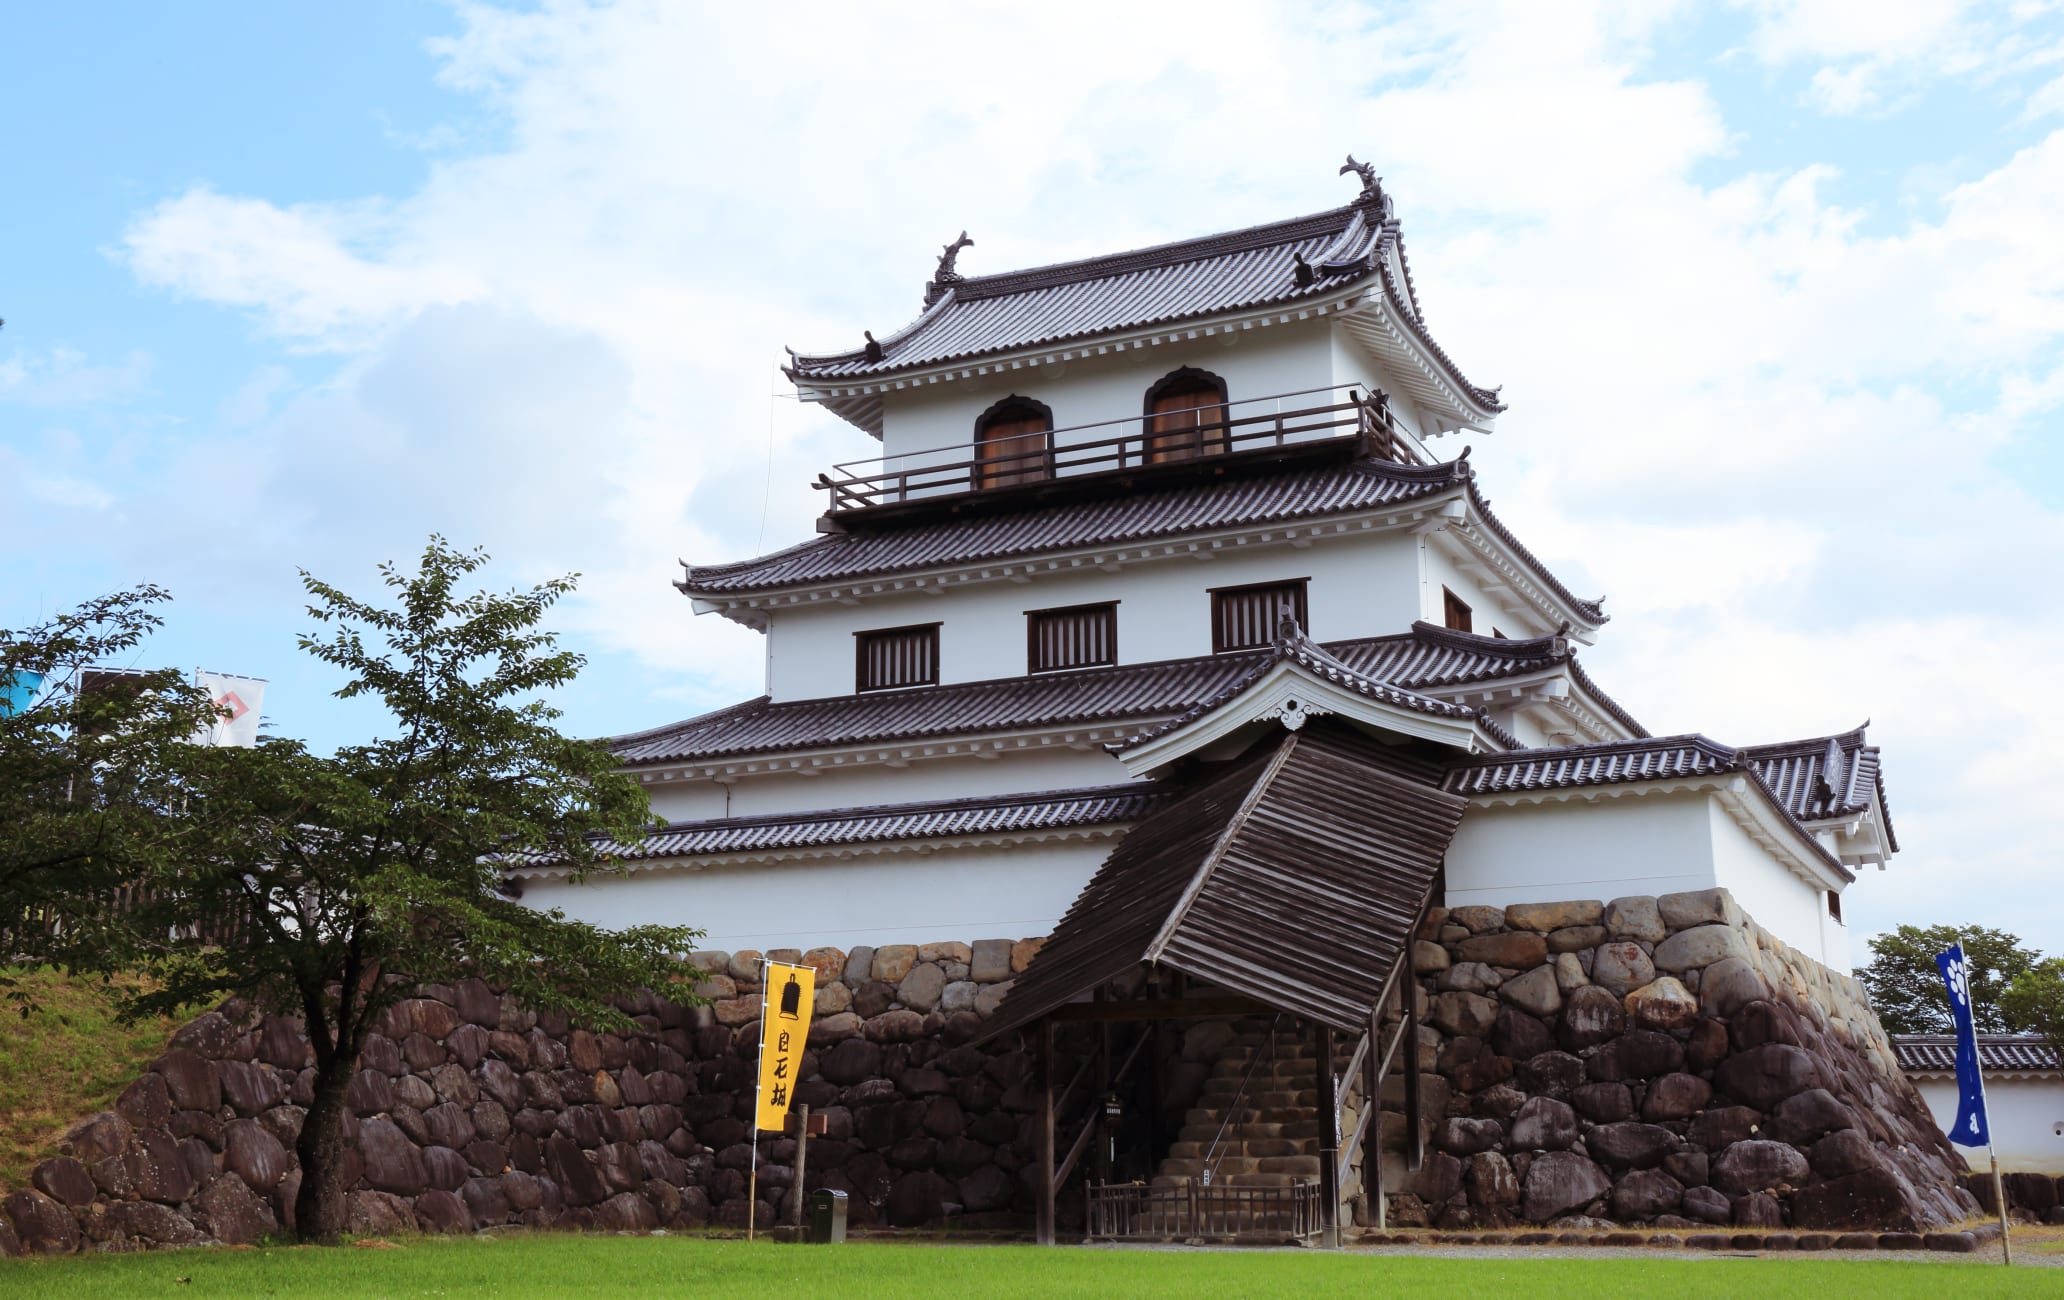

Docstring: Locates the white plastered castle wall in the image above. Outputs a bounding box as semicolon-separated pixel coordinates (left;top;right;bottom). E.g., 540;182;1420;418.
518;839;1108;952
1909;1077;2064;1175
1443;788;1844;967
1416;532;1552;641
761;530;1422;701
875;320;1341;462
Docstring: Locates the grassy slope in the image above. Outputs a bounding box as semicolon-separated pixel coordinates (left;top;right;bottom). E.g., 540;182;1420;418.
0;968;179;1190
0;1237;2058;1298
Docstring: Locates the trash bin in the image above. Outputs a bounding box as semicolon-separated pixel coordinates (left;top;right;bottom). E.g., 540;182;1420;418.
808;1188;848;1244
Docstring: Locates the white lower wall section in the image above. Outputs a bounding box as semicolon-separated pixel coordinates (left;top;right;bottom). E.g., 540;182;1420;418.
518;840;1105;952
1443;793;1717;912
1445;788;1848;973
1706;800;1847;974
1911;1077;2064;1176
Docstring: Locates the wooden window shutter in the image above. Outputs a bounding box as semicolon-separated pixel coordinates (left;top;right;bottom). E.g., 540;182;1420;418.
1210;580;1308;653
1145;380;1229;464
854;623;940;692
975;401;1053;489
1026;603;1118;674
1443;588;1473;634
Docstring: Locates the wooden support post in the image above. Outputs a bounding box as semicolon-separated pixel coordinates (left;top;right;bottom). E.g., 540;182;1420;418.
1095;993;1112;1187
1316;1021;1340;1249
1403;982;1424;1172
1037;1018;1056;1246
1364;1009;1382;1230
790;1104;809;1230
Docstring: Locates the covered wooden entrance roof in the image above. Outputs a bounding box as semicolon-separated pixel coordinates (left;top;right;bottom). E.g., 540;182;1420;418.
984;722;1466;1039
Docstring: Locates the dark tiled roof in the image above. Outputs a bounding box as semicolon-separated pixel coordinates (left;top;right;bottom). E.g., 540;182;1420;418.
611;625;1577;768
1445;735;1740;797
1895;1035;2063;1075
1743;726;1899;852
509;785;1159;874
1444;734;1857;879
682;458;1464;596
786;199;1502;417
1115;620;1479;752
985;724;1465;1039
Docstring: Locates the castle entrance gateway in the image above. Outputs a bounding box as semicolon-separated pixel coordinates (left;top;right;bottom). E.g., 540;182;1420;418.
980;721;1466;1245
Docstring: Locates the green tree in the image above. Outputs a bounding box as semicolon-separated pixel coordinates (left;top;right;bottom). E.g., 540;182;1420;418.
2001;957;2064;1050
0;587;214;997
1856;924;2038;1034
112;539;698;1245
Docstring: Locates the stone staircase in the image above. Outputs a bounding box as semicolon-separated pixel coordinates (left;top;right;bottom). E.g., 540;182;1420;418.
1152;1021;1329;1189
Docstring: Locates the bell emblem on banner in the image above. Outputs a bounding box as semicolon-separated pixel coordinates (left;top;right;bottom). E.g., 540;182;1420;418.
778;973;803;1020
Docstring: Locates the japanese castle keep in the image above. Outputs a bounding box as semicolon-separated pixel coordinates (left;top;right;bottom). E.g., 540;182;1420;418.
9;163;1985;1256
514;161;1973;1240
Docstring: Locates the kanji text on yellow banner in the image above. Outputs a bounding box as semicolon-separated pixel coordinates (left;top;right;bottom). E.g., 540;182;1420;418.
754;962;816;1131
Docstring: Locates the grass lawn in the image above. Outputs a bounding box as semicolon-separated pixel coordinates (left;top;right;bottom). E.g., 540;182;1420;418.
0;968;182;1190
0;1236;2057;1298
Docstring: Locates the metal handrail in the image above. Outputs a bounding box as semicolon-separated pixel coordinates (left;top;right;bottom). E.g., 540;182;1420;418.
814;383;1420;512
1201;1014;1282;1188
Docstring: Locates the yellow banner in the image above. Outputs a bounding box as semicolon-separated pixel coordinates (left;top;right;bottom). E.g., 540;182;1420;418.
754;961;816;1132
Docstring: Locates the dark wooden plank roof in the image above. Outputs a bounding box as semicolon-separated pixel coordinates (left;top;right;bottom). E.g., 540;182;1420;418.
610;624;1623;767
506;784;1159;875
984;724;1465;1038
1895;1035;2062;1075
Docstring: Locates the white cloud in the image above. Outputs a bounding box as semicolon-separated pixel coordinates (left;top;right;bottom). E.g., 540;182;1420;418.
0;347;152;406
94;0;2064;948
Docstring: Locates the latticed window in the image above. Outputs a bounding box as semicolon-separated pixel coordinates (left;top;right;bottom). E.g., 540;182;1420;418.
855;623;940;692
1443;587;1473;634
1027;602;1117;674
974;396;1053;489
1211;580;1307;653
1144;369;1230;464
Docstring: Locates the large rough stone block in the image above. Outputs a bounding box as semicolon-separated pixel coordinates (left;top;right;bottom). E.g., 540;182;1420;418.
359;1116;430;1196
1009;938;1044;973
1713;1042;1825;1110
1586;1122;1676;1171
30;1157;95;1208
60;1111;133;1166
1522;1152;1611;1223
1448;905;1505;934
871;945;918;983
1431;992;1499;1038
1413;940;1451;975
1641;1072;1713;1122
1604;896;1665;943
1698;956;1769;1019
1656;889;1741;931
898;963;947;1012
1558;985;1625;1050
224;1117;293;1192
3;1189;81;1255
1624;978;1698;1032
1454;931;1549;969
1653;924;1750;972
1790;1169;1920;1231
1468;1151;1520;1207
1591;943;1655;996
1508;1097;1578;1151
1504;900;1603;932
1499;965;1562;1018
969;939;1014;984
155;1048;221;1112
1712;1140;1810;1194
1612;1168;1684;1220
196;1172;278;1245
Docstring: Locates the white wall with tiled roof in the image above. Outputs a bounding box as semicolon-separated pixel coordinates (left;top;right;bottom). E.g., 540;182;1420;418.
520;838;1108;952
761;528;1423;700
642;747;1127;824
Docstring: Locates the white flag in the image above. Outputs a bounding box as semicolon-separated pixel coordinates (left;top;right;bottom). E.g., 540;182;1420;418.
195;671;267;747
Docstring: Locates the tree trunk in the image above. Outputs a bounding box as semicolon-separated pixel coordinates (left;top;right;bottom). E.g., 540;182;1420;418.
295;1055;353;1244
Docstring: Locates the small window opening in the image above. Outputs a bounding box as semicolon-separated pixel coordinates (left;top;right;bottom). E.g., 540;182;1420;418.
1443;587;1473;633
855;623;940;692
1827;890;1843;923
1211;579;1308;654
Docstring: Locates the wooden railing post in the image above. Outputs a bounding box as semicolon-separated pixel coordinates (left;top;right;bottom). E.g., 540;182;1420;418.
1315;1020;1339;1249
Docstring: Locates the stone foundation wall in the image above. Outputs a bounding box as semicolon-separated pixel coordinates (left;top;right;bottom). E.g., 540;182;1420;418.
0;937;1053;1256
0;888;1986;1255
1374;889;1977;1232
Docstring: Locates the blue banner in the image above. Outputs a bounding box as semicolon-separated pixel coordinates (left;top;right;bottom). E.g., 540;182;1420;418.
0;670;43;716
1935;943;1990;1147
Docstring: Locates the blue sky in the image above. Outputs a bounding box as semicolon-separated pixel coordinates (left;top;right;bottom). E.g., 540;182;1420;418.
4;1;2062;950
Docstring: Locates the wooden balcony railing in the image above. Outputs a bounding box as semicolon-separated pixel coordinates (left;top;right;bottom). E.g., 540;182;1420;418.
815;384;1424;516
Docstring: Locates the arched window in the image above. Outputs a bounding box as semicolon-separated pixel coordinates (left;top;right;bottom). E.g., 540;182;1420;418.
1143;368;1230;464
973;395;1053;489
